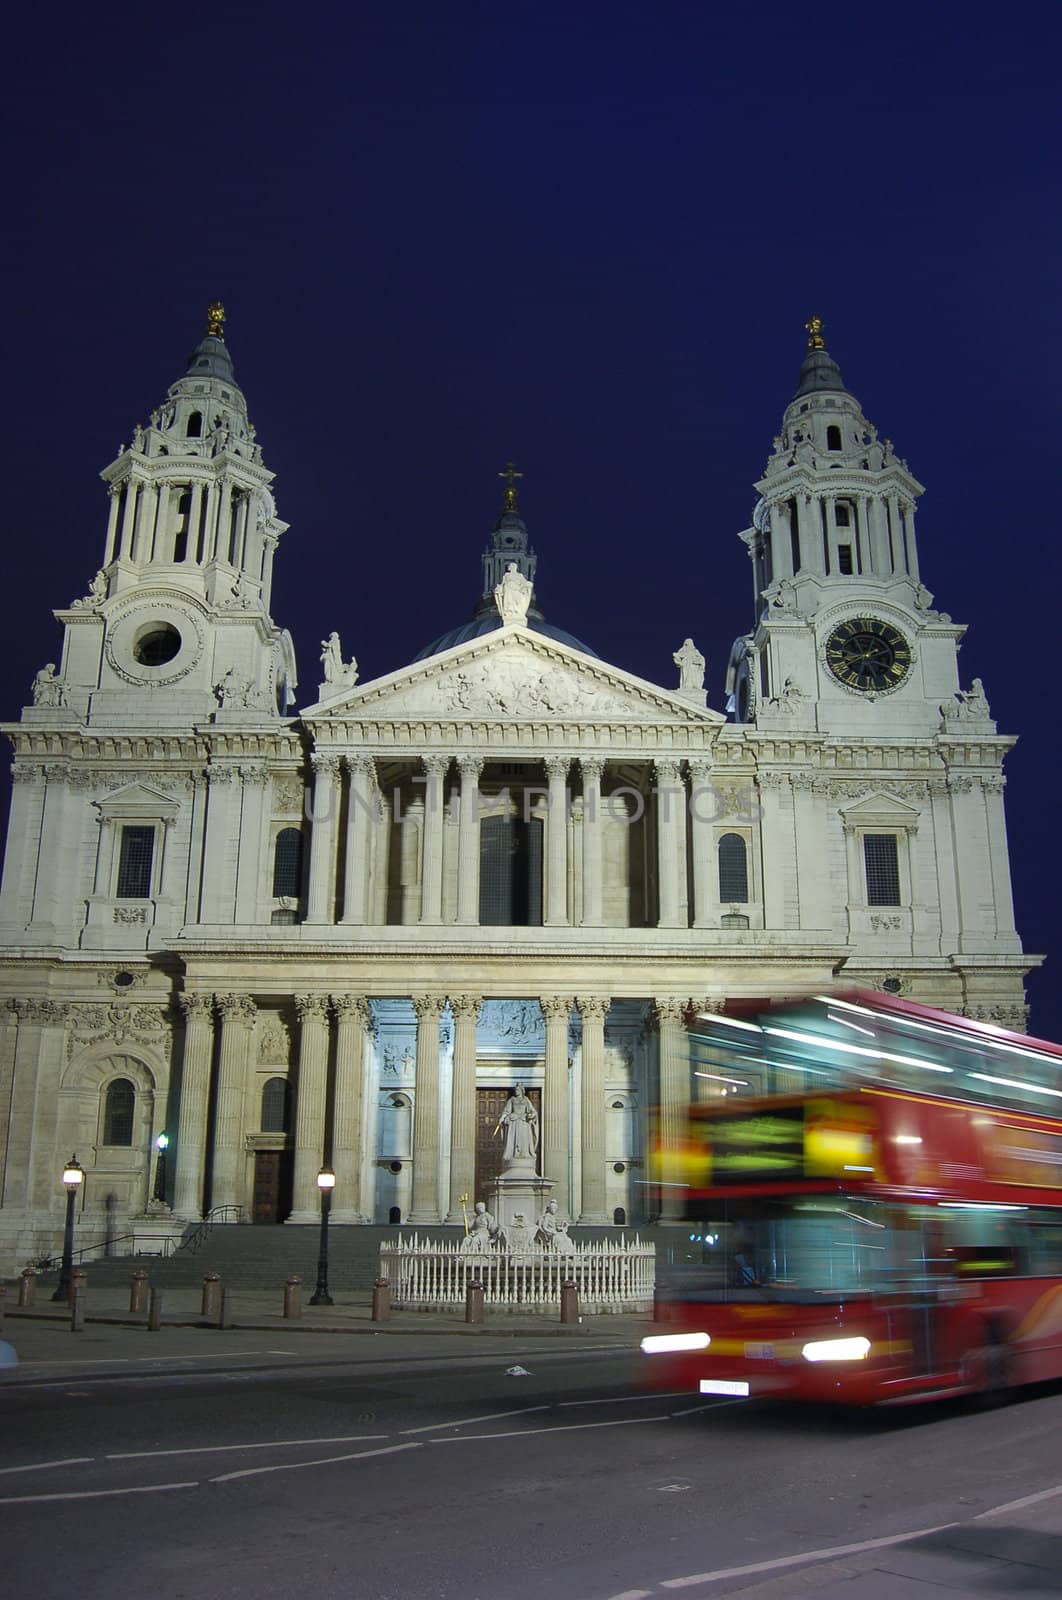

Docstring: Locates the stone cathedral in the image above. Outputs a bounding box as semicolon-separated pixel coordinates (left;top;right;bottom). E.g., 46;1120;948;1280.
0;308;1035;1269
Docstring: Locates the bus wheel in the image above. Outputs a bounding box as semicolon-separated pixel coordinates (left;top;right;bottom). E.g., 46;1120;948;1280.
966;1331;1011;1407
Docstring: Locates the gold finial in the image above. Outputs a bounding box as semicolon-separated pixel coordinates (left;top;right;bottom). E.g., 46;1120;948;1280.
805;314;825;351
498;460;523;513
206;301;226;339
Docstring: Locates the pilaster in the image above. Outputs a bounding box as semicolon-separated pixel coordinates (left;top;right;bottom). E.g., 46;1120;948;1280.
289;993;331;1222
446;994;481;1219
576;994;609;1223
173;993;216;1219
409;994;445;1222
210;994;256;1211
330;995;369;1222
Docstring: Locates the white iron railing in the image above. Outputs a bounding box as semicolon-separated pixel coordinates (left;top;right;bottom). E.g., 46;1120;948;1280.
379;1234;655;1313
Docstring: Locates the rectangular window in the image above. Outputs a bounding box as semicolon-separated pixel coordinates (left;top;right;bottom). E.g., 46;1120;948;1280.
837;544;854;574
863;834;900;906
116;825;155;898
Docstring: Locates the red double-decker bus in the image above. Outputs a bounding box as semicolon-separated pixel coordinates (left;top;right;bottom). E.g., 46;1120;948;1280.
643;993;1062;1406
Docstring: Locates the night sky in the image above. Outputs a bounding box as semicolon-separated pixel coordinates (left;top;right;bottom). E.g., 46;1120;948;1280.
3;4;1059;1035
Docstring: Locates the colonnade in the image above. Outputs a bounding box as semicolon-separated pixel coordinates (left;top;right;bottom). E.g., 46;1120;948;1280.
171;990;696;1227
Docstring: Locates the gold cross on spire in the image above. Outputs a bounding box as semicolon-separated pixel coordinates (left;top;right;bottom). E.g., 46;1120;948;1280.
498;461;523;513
805;314;825;351
206;301;226;339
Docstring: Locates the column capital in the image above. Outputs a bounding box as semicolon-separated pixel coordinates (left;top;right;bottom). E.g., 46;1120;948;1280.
179;992;214;1022
576;995;610;1022
294;993;330;1023
541;995;574;1022
331;994;370;1024
456;755;484;780
423;754;451;779
11;998;68;1024
545;755;571;781
654;757;683;784
412;994;446;1022
687;758;713;783
207;764;239;786
652;997;688;1027
310;753;341;781
448;994;482;1022
579;756;605;783
217;993;257;1026
238;764;269;787
345;753;377;782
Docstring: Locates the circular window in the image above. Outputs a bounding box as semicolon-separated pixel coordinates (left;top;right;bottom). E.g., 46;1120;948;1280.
389;1161;402;1174
882;976;903;994
613;1162;626;1174
112;971;136;989
133;625;182;666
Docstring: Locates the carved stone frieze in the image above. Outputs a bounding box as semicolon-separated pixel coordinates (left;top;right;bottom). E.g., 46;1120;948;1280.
271;776;305;813
257;1020;293;1061
11;998;69;1025
869;914;904;931
65;1001;172;1054
113;906;147;924
965;1003;1029;1029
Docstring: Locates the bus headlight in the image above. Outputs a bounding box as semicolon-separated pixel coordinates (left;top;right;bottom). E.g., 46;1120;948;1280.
641;1331;711;1354
801;1336;871;1362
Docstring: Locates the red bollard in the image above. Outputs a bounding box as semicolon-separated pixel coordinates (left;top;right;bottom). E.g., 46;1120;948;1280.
465;1281;485;1325
283;1276;302;1319
18;1268;36;1308
371;1278;391;1322
202;1272;222;1318
560;1280;579;1324
129;1269;149;1314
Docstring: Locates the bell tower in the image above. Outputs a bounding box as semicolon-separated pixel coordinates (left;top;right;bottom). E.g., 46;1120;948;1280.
40;306;297;728
725;319;990;739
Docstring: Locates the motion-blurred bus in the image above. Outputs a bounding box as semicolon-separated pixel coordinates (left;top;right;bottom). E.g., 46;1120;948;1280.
643;992;1062;1405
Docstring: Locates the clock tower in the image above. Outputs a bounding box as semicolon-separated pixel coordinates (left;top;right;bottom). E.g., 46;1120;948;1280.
725;318;989;740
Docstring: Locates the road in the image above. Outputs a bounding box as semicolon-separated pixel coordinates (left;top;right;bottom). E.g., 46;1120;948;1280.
3;1330;1062;1599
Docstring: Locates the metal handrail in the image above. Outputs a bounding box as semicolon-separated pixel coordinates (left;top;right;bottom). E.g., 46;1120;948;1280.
29;1229;177;1273
178;1204;245;1254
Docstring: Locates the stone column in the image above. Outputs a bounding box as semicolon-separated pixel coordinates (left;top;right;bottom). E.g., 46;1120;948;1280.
455;757;483;926
902;502;920;580
0;768;45;925
580;758;604;927
544;757;570;926
234;765;269;924
769;502;793;577
576;995;609;1223
887;493;903;572
203;481;220;560
654;997;690;1219
419;757;448;925
103;484;122;564
542;996;573;1215
132;481;158;563
688;759;715;928
173;994;216;1219
409;994;445;1222
446;995;481;1220
330;995;369;1223
655;758;685;928
211;994;256;1211
117;479;139;560
289;994;332;1222
305;754;340;924
341;756;376;926
199;766;240;923
185;481;204;562
216;483;234;564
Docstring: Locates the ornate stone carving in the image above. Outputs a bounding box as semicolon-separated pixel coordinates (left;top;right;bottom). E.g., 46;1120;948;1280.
207;765;239;786
577;995;611;1023
272;776;305;813
651;998;686;1028
448;994;483;1023
310;754;341;782
478;1000;544;1044
580;756;605;784
965;1003;1029;1029
179;993;215;1023
113;906;147;924
294;993;330;1024
217;994;257;1025
411;994;446;1024
257;1019;292;1060
540;995;574;1023
544;756;571;782
238;764;269;787
442;658;633;719
870;914;904;931
11;998;69;1025
65;1001;170;1050
673;639;705;691
494;562;533;625
331;995;370;1025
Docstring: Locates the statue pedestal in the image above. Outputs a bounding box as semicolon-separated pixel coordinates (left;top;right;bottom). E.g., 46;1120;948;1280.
488;1161;554;1233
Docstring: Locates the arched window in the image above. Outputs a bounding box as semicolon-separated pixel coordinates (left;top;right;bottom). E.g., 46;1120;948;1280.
826;424;842;451
718;833;749;903
103;1078;135;1146
272;828;303;898
173;490;191;562
835;502;851;527
260;1076;291;1133
186;411;203;438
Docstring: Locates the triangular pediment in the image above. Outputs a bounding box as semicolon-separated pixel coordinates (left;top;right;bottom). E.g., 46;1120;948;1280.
96;783;179;818
301;625;725;725
838;790;922;823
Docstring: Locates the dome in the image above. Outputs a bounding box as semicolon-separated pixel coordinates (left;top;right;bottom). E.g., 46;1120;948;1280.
792;346;849;399
413;614;600;662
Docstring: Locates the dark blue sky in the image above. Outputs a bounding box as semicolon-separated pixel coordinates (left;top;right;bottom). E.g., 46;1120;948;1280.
3;2;1059;1033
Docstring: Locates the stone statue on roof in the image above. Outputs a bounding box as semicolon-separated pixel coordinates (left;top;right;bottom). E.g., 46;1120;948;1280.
494;562;533;626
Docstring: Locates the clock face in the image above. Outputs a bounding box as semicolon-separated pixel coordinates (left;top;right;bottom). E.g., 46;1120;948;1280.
825;617;912;693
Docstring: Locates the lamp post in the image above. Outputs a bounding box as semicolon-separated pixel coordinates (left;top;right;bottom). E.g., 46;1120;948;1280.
309;1166;336;1306
52;1155;84;1303
153;1132;169;1203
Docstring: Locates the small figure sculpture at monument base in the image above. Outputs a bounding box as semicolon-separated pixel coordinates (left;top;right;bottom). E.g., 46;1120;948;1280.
459;1200;499;1253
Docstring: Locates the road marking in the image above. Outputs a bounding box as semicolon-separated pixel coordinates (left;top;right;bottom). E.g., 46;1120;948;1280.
556;1391;691;1408
108;1434;388;1460
0;1456;95;1476
0;1481;198;1506
401;1407;550;1435
17;1350;272;1366
659;1522;962;1588
211;1441;423;1483
973;1481;1062;1518
606;1591;654;1600
430;1415;671;1442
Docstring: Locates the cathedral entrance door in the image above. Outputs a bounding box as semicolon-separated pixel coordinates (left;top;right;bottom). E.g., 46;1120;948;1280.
252;1149;293;1223
474;1086;541;1202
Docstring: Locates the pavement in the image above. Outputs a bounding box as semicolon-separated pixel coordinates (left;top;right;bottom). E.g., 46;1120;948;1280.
2;1286;1061;1598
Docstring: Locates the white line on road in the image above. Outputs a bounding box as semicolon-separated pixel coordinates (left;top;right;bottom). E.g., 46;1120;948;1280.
659;1522;963;1588
0;1456;95;1476
401;1407;550;1435
430;1415;671;1442
556;1391;692;1409
973;1480;1062;1518
606;1591;654;1600
0;1481;199;1507
211;1441;423;1483
16;1350;273;1366
107;1434;388;1460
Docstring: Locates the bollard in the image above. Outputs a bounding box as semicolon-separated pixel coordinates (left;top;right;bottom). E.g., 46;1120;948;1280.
560;1280;579;1325
465;1280;484;1325
147;1285;163;1332
653;1283;669;1324
70;1284;84;1333
71;1267;88;1301
129;1268;149;1314
371;1277;391;1323
217;1288;232;1329
18;1268;36;1308
283;1276;302;1319
201;1272;222;1319
0;1283;5;1332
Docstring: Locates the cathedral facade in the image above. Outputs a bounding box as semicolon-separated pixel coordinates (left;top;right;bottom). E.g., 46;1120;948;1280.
0;310;1035;1269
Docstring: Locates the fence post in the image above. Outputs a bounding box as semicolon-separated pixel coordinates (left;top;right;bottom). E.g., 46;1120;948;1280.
371;1278;391;1322
465;1280;484;1325
283;1276;302;1319
70;1284;85;1333
71;1267;88;1302
560;1280;579;1324
201;1272;222;1318
147;1286;163;1332
129;1269;149;1314
18;1268;36;1308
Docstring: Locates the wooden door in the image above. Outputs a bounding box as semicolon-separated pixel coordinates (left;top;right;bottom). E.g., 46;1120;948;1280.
252;1150;293;1223
474;1086;541;1202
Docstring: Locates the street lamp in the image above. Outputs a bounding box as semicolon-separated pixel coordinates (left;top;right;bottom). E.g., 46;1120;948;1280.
153;1131;170;1203
52;1155;84;1302
309;1166;336;1306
